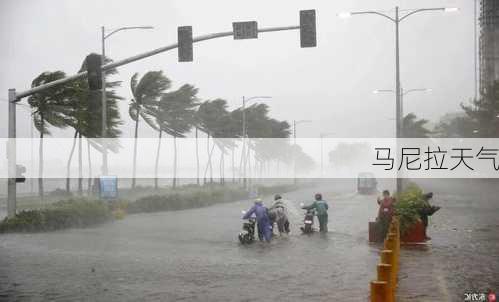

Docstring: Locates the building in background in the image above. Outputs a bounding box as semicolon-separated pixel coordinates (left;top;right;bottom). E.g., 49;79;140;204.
479;0;499;92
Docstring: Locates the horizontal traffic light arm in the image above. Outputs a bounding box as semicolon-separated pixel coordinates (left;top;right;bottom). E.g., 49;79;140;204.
14;25;300;100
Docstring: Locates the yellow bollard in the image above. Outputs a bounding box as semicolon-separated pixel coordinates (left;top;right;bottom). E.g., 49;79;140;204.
381;246;397;290
370;281;389;302
377;263;394;302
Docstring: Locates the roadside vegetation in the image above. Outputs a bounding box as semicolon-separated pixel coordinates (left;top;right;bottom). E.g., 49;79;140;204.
394;184;429;234
0;183;296;233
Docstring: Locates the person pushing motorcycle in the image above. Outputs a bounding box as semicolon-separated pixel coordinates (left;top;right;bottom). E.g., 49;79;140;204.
268;194;290;235
302;193;329;232
242;198;273;242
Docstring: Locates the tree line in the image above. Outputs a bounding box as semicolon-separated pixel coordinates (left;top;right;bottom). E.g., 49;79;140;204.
27;54;313;198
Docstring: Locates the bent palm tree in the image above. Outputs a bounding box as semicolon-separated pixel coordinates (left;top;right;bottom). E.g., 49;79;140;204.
129;71;171;188
64;54;123;193
158;84;199;188
28;71;71;198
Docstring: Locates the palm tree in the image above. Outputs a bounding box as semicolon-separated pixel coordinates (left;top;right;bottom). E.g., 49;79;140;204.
402;113;431;138
157;84;199;188
64;54;123;193
129;71;171;188
196;99;235;184
27;71;72;198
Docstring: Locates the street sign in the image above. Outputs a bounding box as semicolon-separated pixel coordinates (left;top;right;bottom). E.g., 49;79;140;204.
15;164;26;183
99;175;118;199
233;21;258;39
178;26;193;62
85;53;102;90
300;10;317;48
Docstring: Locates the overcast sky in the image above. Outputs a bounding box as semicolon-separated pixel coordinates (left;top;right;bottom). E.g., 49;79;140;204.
0;0;475;139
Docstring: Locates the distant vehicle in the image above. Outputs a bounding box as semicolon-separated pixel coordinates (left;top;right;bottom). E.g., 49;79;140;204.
357;172;377;194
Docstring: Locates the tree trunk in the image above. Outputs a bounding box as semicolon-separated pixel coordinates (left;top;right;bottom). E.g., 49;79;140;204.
173;136;177;189
195;128;200;186
87;139;92;194
154;130;162;189
219;147;224;185
231;147;235;183
66;130;78;193
38;121;44;199
208;135;213;183
78;132;83;195
204;141;216;183
247;144;252;187
239;139;245;184
132;110;140;189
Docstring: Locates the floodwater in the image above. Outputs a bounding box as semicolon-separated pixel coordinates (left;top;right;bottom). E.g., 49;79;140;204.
0;179;498;301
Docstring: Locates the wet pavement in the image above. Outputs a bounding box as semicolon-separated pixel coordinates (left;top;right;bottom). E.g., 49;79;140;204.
398;179;499;302
0;179;498;301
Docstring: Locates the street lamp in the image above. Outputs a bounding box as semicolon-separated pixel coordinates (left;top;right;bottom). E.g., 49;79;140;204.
293;120;312;184
101;25;153;175
340;6;457;193
320;132;335;177
240;95;271;188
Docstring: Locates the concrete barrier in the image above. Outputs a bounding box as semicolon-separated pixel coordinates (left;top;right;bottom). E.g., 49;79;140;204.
370;216;400;302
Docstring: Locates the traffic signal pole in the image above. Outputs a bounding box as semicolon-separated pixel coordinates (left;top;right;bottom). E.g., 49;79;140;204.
7;89;16;218
6;17;313;217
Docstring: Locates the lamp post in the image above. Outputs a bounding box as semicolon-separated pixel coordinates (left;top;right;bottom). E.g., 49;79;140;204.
320;132;335;177
241;96;271;188
340;6;457;193
293;120;312;184
101;26;153;175
373;87;432;136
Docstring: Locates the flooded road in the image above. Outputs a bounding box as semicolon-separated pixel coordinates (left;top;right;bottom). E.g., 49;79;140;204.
399;179;499;302
0;179;498;301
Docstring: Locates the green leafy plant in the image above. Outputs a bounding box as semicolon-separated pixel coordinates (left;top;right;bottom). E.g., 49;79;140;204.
394;184;427;235
0;199;112;233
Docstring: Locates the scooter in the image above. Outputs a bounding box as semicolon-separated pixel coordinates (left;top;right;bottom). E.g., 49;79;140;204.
239;211;256;244
299;203;316;234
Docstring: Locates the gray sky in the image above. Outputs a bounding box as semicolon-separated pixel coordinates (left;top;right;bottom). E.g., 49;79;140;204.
0;0;474;139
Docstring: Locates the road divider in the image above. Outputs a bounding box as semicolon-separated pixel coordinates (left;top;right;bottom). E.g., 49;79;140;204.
370;216;400;302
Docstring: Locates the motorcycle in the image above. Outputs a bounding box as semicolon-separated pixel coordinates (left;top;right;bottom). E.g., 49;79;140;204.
239;210;256;244
299;203;316;234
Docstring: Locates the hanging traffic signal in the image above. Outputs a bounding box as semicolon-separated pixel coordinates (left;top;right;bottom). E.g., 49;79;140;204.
86;53;102;90
300;10;317;48
178;26;193;62
16;164;26;183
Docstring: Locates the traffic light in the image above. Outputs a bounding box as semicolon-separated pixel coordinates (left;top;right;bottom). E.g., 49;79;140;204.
178;26;193;62
16;164;26;183
300;10;317;48
86;53;102;90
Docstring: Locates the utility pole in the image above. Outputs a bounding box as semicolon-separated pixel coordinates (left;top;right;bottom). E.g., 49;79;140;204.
7;89;17;218
340;5;458;193
101;26;108;175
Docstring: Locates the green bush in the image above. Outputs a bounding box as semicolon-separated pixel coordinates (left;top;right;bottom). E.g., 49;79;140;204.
0;199;112;233
394;184;426;235
127;185;248;214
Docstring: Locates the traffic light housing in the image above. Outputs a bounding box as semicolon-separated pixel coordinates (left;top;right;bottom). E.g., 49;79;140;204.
86;53;102;90
16;164;26;183
300;10;317;48
178;26;193;62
